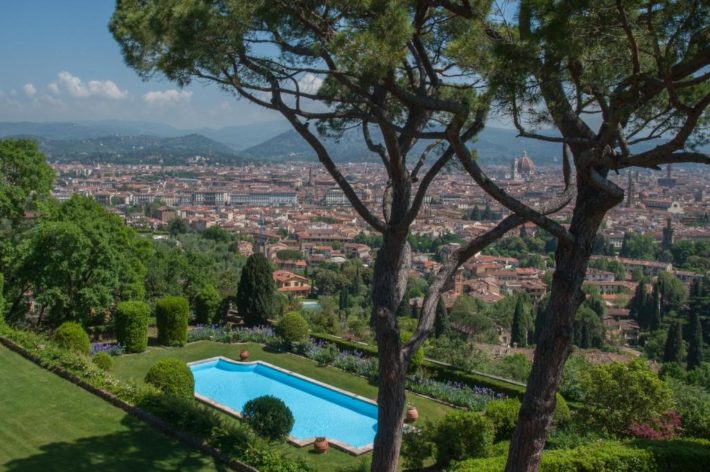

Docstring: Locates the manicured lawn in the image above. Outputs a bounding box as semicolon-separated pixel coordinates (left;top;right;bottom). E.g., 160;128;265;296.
112;341;455;469
0;345;222;472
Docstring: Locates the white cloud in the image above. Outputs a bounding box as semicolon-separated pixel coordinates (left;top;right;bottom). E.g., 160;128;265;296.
23;83;37;97
51;71;128;100
143;89;193;106
36;94;66;109
297;73;323;94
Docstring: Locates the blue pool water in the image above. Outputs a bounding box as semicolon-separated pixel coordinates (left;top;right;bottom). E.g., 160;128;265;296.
190;358;378;448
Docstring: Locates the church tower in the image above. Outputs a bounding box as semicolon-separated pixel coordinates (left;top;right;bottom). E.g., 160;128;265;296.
662;217;674;251
626;171;635;207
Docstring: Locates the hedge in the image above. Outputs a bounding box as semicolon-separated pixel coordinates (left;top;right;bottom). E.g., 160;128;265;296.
451;439;710;472
114;301;149;353
155;296;189;346
0;325;312;472
310;333;527;398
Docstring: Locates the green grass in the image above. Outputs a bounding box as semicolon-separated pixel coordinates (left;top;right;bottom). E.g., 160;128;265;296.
112;340;455;469
0;345;222;472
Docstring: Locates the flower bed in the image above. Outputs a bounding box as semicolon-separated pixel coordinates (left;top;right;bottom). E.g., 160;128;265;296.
188;325;278;345
90;341;125;356
296;339;505;410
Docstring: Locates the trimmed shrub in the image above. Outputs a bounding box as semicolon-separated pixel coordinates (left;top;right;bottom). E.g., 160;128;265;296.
92;351;113;371
54;321;90;354
277;312;309;347
114;301;149;353
485;398;521;442
193;285;221;325
401;330;424;369
155;296;189;346
432;411;494;466
452;439;710;472
242;395;294;441
554;393;571;426
144;358;194;398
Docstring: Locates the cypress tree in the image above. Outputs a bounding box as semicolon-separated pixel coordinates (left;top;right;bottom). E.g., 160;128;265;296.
339;287;350;311
533;300;547;344
650;284;662;331
687;311;704;370
482;202;492;221
663;321;684;363
511;296;528;347
236;253;275;326
687;277;710;324
396;293;410;317
434;297;450;337
630;281;647;328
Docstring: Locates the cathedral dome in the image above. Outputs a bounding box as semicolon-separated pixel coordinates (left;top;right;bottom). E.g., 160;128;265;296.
517;152;535;173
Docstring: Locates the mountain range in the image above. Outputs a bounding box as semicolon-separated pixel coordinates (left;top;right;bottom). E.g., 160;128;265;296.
0;119;571;166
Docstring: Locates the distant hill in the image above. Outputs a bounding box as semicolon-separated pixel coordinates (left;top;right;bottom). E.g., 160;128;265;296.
0;119;293;151
243;127;566;166
21;134;243;164
194;122;293;150
5;120;700;167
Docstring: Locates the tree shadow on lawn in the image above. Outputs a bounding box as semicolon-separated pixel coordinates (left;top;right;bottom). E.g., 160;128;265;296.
3;414;226;472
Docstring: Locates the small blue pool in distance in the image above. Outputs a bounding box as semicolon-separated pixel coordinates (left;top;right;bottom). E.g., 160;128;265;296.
191;358;378;449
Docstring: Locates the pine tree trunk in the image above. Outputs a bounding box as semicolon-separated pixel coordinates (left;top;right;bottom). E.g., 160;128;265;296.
505;178;622;471
370;231;409;472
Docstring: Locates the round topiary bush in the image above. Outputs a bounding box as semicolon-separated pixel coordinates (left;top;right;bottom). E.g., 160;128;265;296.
114;301;149;353
484;398;520;442
54;321;90;355
277;312;309;347
432;411;494;466
92;352;113;371
242;395;294;441
155;296;189;346
553;392;571;426
144;358;194;398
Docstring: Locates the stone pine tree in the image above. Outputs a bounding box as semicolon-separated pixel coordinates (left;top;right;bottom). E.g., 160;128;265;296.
433;297;450;337
663;321;684;364
687;311;704;370
511;296;528;347
236;253;275;326
111;2;573;470
440;1;710;469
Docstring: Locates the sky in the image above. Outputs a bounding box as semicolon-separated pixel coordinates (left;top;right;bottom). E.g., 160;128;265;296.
0;0;281;129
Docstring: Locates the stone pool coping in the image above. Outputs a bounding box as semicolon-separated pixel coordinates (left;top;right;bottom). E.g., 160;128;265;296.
188;356;376;456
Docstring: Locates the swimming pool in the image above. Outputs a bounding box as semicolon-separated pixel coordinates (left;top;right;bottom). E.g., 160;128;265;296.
189;357;378;454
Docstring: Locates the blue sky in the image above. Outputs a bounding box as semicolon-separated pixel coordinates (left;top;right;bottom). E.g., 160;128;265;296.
0;0;280;128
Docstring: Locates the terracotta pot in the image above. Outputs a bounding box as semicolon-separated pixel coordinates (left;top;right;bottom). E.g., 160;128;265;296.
405;406;419;424
313;437;329;454
239;350;249;361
